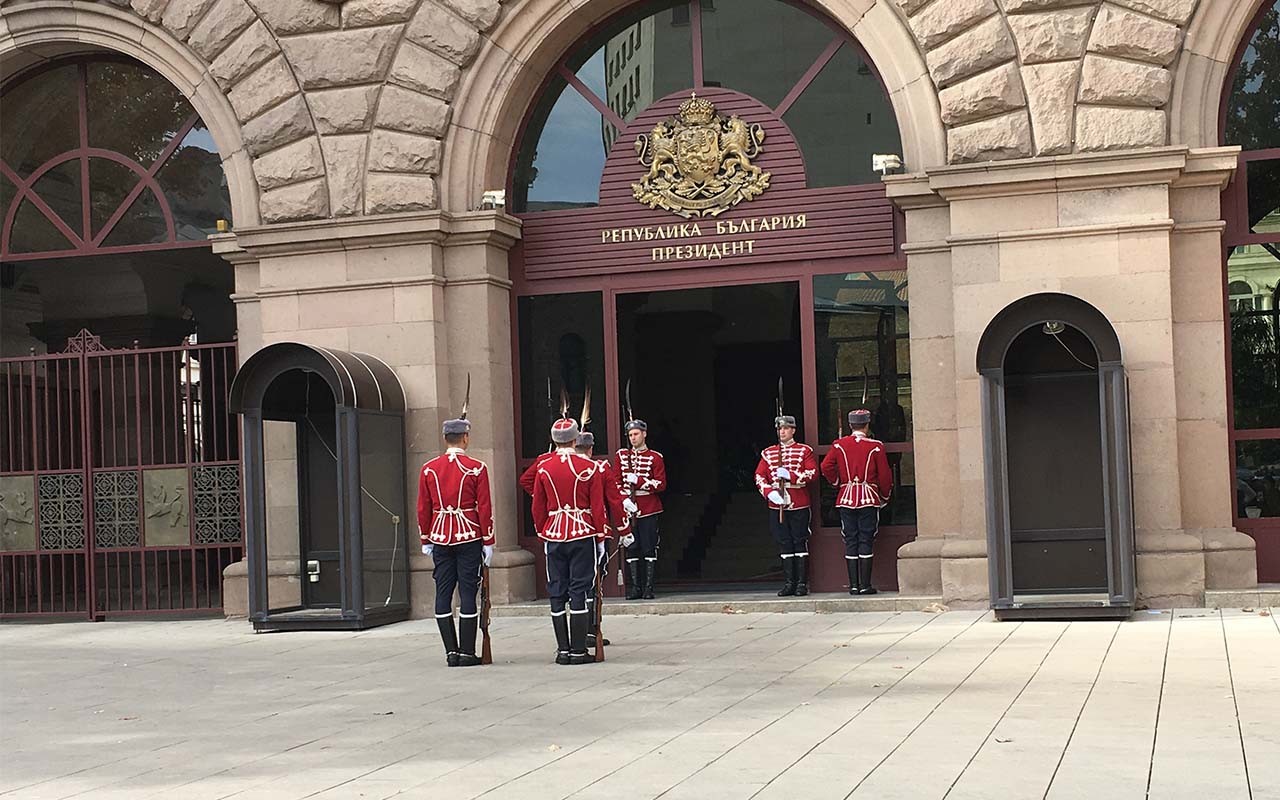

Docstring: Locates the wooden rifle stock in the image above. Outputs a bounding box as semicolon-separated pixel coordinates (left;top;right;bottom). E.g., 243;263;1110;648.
480;564;493;665
594;541;605;662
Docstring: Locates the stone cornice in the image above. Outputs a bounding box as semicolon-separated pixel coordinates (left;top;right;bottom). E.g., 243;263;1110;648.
221;210;522;258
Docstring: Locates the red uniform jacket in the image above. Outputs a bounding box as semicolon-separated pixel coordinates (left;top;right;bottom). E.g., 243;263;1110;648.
820;433;893;509
519;451;555;496
532;448;609;542
754;441;819;510
417;449;494;546
596;459;630;533
613;447;667;517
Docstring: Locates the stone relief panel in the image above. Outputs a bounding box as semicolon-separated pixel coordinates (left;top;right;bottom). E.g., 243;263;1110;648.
143;468;191;547
0;476;37;552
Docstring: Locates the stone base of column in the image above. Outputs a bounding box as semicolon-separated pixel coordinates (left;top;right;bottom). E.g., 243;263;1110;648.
940;538;990;610
1195;527;1259;590
895;537;944;597
1135;530;1206;608
221;558;302;618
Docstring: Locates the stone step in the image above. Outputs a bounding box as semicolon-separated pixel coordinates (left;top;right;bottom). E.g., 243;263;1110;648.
492;591;947;616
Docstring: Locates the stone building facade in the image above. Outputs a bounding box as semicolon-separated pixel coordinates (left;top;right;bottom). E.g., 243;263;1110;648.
2;0;1276;615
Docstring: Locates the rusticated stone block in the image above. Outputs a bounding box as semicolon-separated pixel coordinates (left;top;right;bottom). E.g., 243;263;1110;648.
947;111;1033;162
1079;55;1172;107
1110;0;1197;24
321;135;368;216
389;41;463;100
438;0;501;31
161;0;218;41
245;0;339;35
210;21;279;87
342;0;418;27
187;0;257;60
1022;61;1079;155
925;15;1017;88
228;56;297;122
260;177;329;222
251;137;325;190
1007;7;1094;64
368;129;442;174
893;0;933;15
908;0;997;50
375;85;452;136
1089;4;1182;66
308;86;380;134
242;95;313;156
365;173;438;214
130;0;166;23
406;2;482;66
1076;106;1167;151
939;61;1026;126
280;27;402;89
1002;0;1091;9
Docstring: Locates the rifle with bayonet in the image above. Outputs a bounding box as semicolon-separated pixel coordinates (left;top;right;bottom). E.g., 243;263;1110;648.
773;376;788;522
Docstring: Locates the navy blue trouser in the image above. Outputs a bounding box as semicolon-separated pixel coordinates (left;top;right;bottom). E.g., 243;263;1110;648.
546;538;596;614
769;507;812;556
432;539;482;617
839;506;879;559
625;515;661;562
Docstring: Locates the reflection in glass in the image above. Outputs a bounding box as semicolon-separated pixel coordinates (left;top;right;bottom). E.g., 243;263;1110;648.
359;413;409;609
102;188;167;247
11;200;72;253
784;44;902;187
89;158;138;238
1224;1;1280;151
512;75;612;212
157;124;232;239
1247;160;1280;235
32;160;81;237
700;0;833;108
517;293;608;457
1228;240;1280;430
1236;439;1280;519
87;61;191;165
813;270;911;444
0;64;79;176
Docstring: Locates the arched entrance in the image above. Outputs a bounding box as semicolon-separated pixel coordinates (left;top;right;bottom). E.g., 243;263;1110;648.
977;293;1136;619
508;0;915;595
0;55;243;618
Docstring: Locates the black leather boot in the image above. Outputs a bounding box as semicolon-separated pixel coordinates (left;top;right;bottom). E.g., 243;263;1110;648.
585;599;610;647
436;616;460;667
858;556;877;595
626;561;642;600
794;555;810;597
642;560;656;599
456;615;482;667
777;557;797;597
568;610;593;664
552;612;571;665
847;558;860;595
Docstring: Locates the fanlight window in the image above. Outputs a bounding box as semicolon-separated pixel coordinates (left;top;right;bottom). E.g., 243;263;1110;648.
0;57;231;260
512;0;902;212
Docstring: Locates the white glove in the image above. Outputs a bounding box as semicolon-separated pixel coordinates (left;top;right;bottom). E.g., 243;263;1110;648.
624;472;640;486
620;533;636;548
596;541;605;561
774;466;791;481
623;497;639;515
421;544;433;556
482;544;494;566
767;490;786;506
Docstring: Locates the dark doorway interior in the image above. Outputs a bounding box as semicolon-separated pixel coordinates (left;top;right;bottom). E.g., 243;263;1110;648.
1003;324;1107;594
616;281;803;587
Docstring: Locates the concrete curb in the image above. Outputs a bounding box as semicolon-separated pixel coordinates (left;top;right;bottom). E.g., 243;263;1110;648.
491;593;947;617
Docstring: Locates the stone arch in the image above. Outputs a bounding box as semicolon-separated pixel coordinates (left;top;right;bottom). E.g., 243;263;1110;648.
0;1;262;227
441;0;946;214
1171;0;1273;148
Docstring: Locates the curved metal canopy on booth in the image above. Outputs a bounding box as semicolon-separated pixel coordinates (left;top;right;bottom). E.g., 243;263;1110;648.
976;293;1123;372
229;342;406;414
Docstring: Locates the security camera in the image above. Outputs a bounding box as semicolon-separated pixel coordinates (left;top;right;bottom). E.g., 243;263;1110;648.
872;154;903;175
480;189;506;210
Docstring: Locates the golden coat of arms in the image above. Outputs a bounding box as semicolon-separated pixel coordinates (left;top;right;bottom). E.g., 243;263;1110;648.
632;94;770;219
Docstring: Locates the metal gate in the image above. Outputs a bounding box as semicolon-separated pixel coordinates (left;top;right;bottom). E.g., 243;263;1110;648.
0;330;243;619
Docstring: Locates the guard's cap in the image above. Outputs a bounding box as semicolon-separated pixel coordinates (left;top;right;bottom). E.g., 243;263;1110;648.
848;409;871;426
775;415;797;429
551;418;580;444
442;418;471;436
575;431;595;448
624;419;648;433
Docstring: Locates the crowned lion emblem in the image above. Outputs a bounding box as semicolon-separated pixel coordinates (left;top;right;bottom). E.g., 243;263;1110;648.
632;94;771;218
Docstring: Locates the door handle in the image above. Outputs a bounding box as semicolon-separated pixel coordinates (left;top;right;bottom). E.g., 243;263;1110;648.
307;560;321;583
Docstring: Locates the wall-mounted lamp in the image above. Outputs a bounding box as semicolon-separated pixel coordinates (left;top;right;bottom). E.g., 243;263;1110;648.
872;153;902;176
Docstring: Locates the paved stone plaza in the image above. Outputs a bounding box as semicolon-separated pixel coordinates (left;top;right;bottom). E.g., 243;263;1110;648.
2;608;1278;800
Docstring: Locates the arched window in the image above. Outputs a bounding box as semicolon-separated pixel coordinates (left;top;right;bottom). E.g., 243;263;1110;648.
510;0;901;212
0;57;231;260
1223;1;1280;541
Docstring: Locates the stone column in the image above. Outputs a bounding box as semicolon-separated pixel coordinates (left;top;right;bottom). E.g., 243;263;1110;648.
440;212;532;604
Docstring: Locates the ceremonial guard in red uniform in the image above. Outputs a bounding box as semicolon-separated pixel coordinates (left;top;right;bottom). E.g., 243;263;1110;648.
820;408;893;594
417;402;494;667
614;417;666;600
754;412;819;596
532;416;609;665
